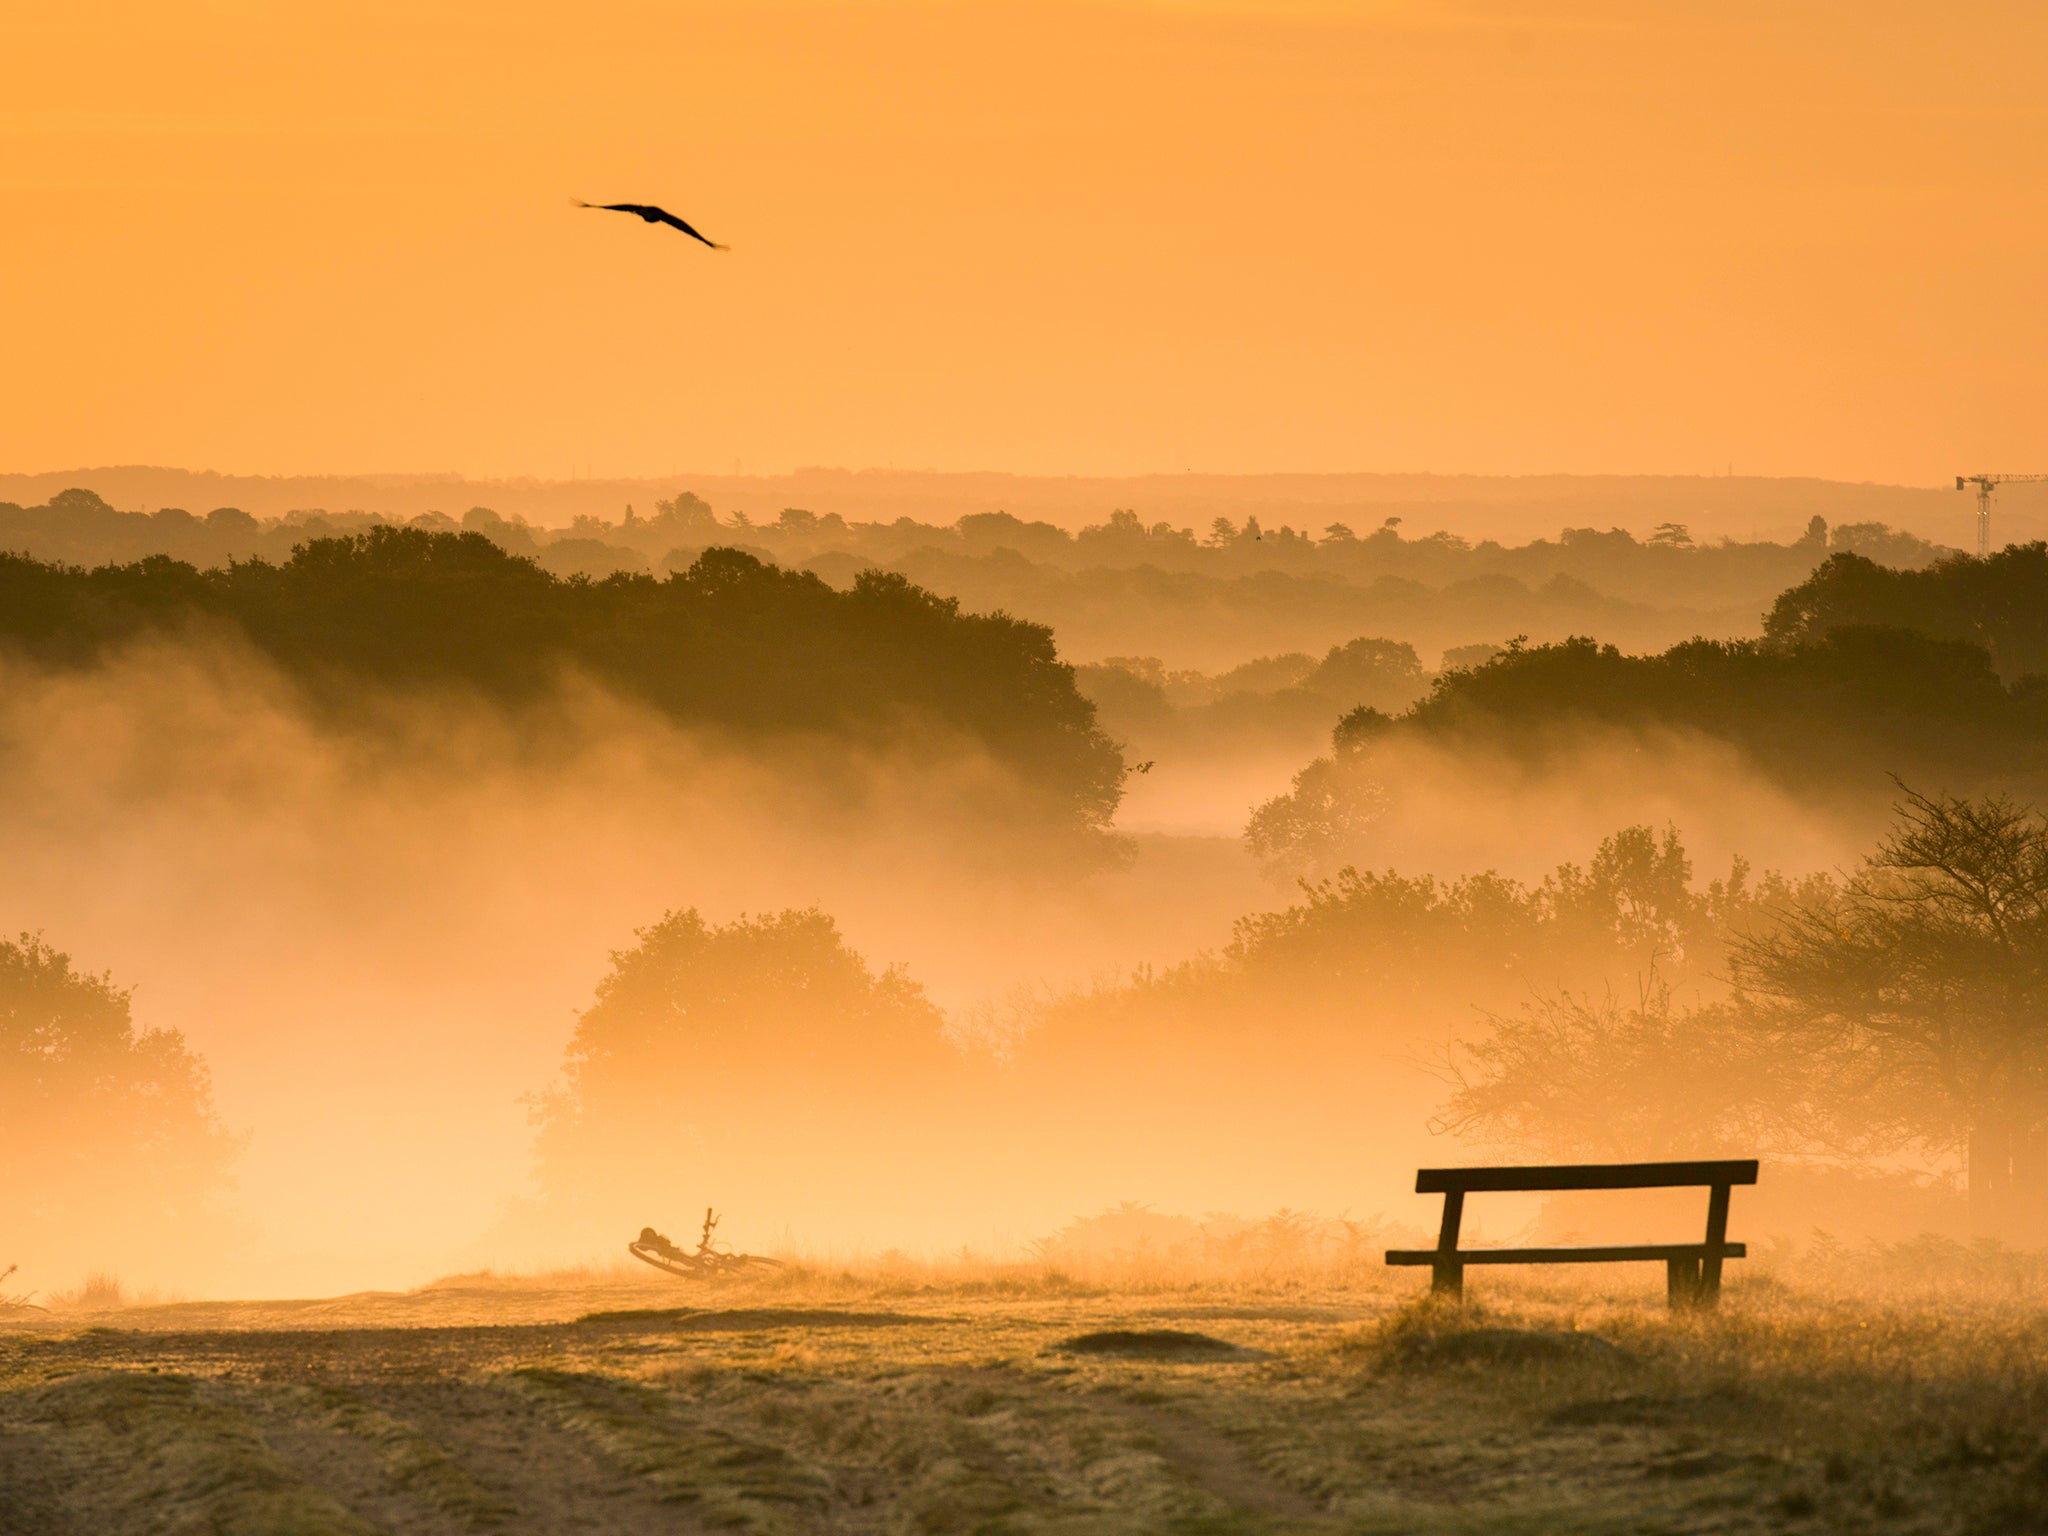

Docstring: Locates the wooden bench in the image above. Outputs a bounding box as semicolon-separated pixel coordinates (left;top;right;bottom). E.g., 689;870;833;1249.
1386;1159;1758;1308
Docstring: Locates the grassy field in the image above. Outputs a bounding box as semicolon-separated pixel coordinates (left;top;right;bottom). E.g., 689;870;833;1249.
3;1257;2046;1535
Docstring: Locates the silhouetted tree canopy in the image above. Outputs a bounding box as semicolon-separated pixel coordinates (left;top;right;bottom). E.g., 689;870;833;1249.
1022;826;1779;1061
1251;624;2048;875
550;907;946;1088
0;934;236;1247
1765;544;2048;681
2;483;1963;674
0;529;1126;839
528;908;957;1223
970;827;1794;1222
1406;629;2019;757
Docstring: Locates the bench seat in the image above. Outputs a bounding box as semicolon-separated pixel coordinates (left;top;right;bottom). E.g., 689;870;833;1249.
1387;1242;1745;1267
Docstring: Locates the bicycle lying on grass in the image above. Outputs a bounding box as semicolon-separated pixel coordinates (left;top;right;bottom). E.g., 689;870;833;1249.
628;1209;785;1278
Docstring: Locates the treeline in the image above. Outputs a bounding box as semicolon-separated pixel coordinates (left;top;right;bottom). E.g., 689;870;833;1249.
514;823;1773;1250
25;806;2022;1267
1408;626;2038;775
2;486;1949;592
3;487;1953;670
1248;545;2048;877
1767;544;2048;680
517;808;2013;1253
0;528;1126;841
881;546;1706;672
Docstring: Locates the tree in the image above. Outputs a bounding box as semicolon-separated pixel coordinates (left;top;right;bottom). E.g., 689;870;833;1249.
0;934;236;1252
1243;746;1387;880
1428;794;2048;1236
1226;824;1758;1007
529;908;956;1220
1430;793;2048;1223
647;491;721;545
1432;985;1781;1161
1733;788;2048;1229
1424;974;1928;1247
1303;637;1428;714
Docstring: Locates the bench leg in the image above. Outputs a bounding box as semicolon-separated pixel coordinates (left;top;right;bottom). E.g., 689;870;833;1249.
1431;1189;1466;1301
1699;1182;1731;1309
1666;1257;1702;1309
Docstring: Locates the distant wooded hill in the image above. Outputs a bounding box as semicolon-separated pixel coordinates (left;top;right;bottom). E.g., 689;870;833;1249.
0;486;1955;670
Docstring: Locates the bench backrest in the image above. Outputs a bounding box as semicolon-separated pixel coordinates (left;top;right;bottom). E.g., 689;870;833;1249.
1415;1159;1758;1194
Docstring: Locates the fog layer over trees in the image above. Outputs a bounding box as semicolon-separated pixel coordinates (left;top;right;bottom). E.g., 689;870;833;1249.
0;527;1125;847
12;492;2048;1290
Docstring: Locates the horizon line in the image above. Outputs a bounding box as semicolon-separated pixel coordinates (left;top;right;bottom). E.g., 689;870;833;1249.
0;463;1970;493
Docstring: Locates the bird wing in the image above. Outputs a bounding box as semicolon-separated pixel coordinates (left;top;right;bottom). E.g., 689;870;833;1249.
572;198;728;249
649;207;729;250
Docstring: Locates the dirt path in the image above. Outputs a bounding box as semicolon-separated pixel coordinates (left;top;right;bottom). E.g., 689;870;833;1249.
251;1379;704;1536
1094;1395;1328;1521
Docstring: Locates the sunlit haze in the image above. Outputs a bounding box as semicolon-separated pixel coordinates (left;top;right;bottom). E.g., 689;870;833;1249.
6;0;2046;482
13;12;2048;1529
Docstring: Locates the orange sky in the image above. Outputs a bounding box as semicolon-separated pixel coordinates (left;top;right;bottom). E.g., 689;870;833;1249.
5;1;2045;483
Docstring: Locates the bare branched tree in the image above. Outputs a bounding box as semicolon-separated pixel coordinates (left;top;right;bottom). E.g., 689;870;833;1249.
1734;786;2048;1226
1430;982;1791;1161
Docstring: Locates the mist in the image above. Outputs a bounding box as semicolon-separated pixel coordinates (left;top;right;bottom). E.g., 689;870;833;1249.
0;619;1886;1300
0;634;1272;1293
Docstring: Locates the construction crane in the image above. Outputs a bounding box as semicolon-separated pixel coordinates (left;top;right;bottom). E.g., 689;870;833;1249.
1956;474;2048;558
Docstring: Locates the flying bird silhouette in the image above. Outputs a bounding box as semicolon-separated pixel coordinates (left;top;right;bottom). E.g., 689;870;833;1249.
573;200;728;250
